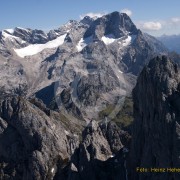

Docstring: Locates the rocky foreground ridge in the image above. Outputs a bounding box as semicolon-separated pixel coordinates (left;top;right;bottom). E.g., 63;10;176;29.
0;96;130;180
0;56;180;180
129;56;180;180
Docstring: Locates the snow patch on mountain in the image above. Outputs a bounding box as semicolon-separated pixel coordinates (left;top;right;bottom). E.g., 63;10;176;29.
14;33;67;58
118;35;136;46
5;29;14;34
101;34;116;45
121;35;132;46
76;36;93;52
101;34;136;46
16;27;30;32
2;31;16;39
2;30;26;44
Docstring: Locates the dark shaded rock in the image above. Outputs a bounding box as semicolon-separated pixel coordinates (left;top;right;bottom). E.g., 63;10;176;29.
129;56;180;180
80;16;95;26
0;96;78;179
63;120;131;180
14;27;48;44
35;82;56;106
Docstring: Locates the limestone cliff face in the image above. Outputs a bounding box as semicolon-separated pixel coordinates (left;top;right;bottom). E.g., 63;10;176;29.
0;97;78;180
129;56;180;180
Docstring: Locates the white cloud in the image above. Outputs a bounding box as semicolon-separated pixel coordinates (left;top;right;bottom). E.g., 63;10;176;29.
137;21;162;31
171;17;180;24
80;12;106;20
120;9;132;17
143;21;162;30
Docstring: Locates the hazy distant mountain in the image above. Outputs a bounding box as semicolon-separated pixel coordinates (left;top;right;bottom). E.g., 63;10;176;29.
157;34;180;53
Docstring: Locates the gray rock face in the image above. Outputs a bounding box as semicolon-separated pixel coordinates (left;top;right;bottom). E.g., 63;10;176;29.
56;120;131;180
129;56;180;180
0;96;79;180
0;58;28;97
0;96;132;180
120;31;168;74
13;27;48;44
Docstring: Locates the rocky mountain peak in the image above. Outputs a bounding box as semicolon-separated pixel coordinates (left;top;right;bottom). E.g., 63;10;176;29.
14;27;48;44
80;16;95;26
139;56;179;94
84;11;138;40
65;120;130;180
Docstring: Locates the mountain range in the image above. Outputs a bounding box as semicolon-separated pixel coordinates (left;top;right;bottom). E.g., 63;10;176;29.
0;11;179;180
157;34;180;53
0;11;167;121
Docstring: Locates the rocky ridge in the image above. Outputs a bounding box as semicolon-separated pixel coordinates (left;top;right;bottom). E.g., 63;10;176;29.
0;96;79;179
129;56;180;180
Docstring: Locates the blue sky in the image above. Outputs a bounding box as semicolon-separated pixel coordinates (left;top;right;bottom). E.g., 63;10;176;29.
1;0;180;36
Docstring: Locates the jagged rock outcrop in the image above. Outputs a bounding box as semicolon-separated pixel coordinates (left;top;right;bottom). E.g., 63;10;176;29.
13;27;49;44
129;56;180;180
0;96;79;180
59;120;131;180
0;96;132;180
